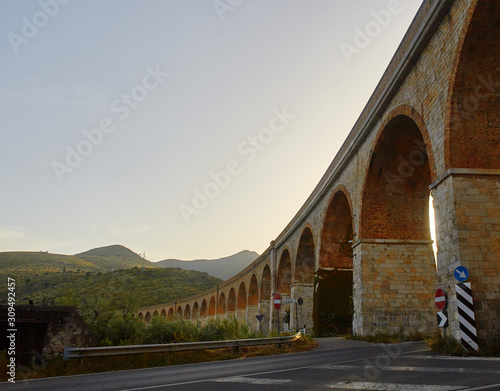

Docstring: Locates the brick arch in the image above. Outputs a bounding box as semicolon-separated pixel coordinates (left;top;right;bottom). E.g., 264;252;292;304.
237;282;247;309
295;226;316;284
153;310;159;317
319;186;354;269
228;288;236;311
168;308;174;320
145;312;151;323
260;264;271;300
200;299;207;318
277;249;291;295
445;0;500;170
160;309;166;318
208;296;216;316
360;113;432;240
184;304;191;320
138;312;144;321
248;274;259;305
176;306;182;317
218;292;226;314
192;302;199;319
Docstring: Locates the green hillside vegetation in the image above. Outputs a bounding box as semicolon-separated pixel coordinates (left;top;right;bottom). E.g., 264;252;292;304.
1;267;223;311
0;245;155;281
76;244;153;269
0;251;101;277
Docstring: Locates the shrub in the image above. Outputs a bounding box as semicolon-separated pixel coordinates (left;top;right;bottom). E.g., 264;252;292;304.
426;331;467;356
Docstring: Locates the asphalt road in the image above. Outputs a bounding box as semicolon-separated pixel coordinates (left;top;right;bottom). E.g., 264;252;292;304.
2;338;500;390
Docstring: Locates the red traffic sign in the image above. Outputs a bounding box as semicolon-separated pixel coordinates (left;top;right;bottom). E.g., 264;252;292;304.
435;288;446;310
274;292;281;311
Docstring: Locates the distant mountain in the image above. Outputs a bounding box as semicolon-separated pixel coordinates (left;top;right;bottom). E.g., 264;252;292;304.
155;250;259;280
76;245;153;270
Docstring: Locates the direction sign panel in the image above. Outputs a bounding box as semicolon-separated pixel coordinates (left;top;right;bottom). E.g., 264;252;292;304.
435;288;446;310
437;311;448;327
282;298;296;304
274;292;281;311
454;266;469;282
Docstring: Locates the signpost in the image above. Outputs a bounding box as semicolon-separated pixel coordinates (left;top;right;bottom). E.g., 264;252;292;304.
437;311;448;327
454;266;469;282
274;293;281;337
274;293;281;310
434;288;447;310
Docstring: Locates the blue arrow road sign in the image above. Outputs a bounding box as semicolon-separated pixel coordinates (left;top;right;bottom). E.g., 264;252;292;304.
454;266;469;282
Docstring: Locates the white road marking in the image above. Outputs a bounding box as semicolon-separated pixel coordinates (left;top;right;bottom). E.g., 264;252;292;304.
213;376;291;385
330;382;463;390
315;364;500;374
463;383;500;390
405;355;500;362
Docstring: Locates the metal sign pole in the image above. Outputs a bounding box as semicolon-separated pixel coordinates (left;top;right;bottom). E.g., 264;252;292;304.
277;307;280;337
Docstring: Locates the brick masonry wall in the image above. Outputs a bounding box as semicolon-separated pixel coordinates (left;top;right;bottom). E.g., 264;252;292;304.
353;240;438;335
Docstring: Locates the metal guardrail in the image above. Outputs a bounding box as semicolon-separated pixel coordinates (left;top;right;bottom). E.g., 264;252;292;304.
64;332;302;360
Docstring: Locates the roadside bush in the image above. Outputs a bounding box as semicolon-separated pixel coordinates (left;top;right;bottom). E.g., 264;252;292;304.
426;331;467;356
144;317;201;344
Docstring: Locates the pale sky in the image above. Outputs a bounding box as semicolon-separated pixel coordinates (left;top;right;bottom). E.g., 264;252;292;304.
1;0;424;261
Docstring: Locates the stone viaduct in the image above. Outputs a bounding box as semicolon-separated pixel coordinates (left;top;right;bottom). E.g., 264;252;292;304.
138;0;499;347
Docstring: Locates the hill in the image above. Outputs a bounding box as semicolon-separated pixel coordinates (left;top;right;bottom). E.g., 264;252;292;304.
1;267;223;310
155;250;259;280
76;244;153;270
0;245;154;280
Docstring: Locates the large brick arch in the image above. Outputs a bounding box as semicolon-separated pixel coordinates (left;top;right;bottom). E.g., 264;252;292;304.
192;302;199;319
208;296;216;316
446;0;500;170
248;275;259;305
228;288;236;312
319;187;354;269
184;305;191;320
218;292;226;314
161;309;166;318
361;113;433;240
277;249;292;295
200;300;207;318
295;226;316;284
260;264;271;300
237;282;247;309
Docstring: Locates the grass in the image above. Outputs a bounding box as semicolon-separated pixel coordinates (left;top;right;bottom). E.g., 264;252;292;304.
425;331;468;356
426;331;500;356
346;330;500;357
0;336;317;381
